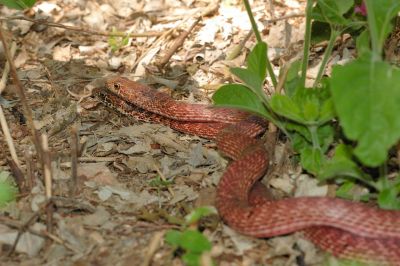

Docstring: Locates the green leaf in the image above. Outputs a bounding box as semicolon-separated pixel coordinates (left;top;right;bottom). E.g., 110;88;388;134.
313;0;353;25
270;94;305;123
330;57;400;166
300;146;324;174
0;0;36;9
378;187;400;210
318;123;334;152
283;60;302;97
319;98;335;124
229;42;268;95
213;84;271;120
356;29;371;59
185;206;217;225
247;42;267;82
0;171;18;208
179;230;212;253
319;144;366;181
230;68;264;94
164;230;182;247
365;0;400;53
182;252;201;266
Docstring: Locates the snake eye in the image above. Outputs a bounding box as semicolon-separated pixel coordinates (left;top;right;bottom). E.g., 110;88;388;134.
113;83;121;90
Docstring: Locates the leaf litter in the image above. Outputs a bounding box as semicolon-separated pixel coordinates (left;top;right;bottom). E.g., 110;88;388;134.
0;0;337;265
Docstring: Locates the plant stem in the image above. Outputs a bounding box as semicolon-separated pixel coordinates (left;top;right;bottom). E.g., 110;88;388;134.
242;0;278;88
313;29;340;87
300;0;314;87
364;0;382;61
243;0;262;43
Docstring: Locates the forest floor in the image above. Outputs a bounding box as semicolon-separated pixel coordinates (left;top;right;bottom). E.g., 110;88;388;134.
0;0;351;265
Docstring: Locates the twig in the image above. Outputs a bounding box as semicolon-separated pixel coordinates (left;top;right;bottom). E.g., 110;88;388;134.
0;24;44;162
70;125;79;196
264;13;305;24
24;149;34;190
6;201;49;256
1;16;163;38
0;41;16;94
0;105;20;168
41;134;52;199
140;231;165;266
8;159;26;194
157;17;201;67
225;30;253;60
41;134;54;235
156;3;218;68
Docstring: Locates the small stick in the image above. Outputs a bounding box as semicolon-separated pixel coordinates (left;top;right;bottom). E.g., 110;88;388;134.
41;134;52;199
69;125;79;196
24;149;34;190
157;17;201;67
264;13;305;24
0;24;44;162
0;16;163;38
0;105;21;168
7;202;47;256
156;3;218;68
0;41;17;94
8;159;26;193
140;230;165;266
0;215;80;253
41;134;54;235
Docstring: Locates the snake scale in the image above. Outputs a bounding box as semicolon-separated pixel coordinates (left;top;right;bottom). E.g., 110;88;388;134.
93;76;400;265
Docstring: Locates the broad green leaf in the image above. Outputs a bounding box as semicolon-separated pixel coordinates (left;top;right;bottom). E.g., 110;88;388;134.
164;230;182;247
270;95;305;123
319;98;335;124
331;58;400;166
318;124;334;152
303;99;320;121
0;171;17;208
313;0;353;25
283;59;302;97
290;130;312;153
378;188;400;210
0;0;35;9
213;84;271;120
319;144;365;181
182;252;201;266
180;230;212;253
230;67;264;94
300;146;324;174
247;42;267;82
365;0;400;53
356;29;371;59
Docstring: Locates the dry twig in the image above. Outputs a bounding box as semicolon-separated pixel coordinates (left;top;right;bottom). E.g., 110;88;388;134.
1;16;163;38
0;24;44;161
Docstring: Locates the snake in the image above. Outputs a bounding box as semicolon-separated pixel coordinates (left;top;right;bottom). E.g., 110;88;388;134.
94;76;400;265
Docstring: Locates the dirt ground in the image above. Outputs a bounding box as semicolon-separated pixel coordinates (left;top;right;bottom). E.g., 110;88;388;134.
0;0;350;265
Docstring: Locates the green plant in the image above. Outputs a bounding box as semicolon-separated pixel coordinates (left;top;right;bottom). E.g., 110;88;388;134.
0;171;18;208
108;27;129;52
213;0;400;210
0;0;36;9
165;206;216;266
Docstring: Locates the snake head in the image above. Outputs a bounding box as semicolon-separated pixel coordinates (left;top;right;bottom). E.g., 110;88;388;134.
105;76;130;94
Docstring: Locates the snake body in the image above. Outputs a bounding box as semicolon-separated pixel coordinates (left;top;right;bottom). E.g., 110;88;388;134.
96;76;400;264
